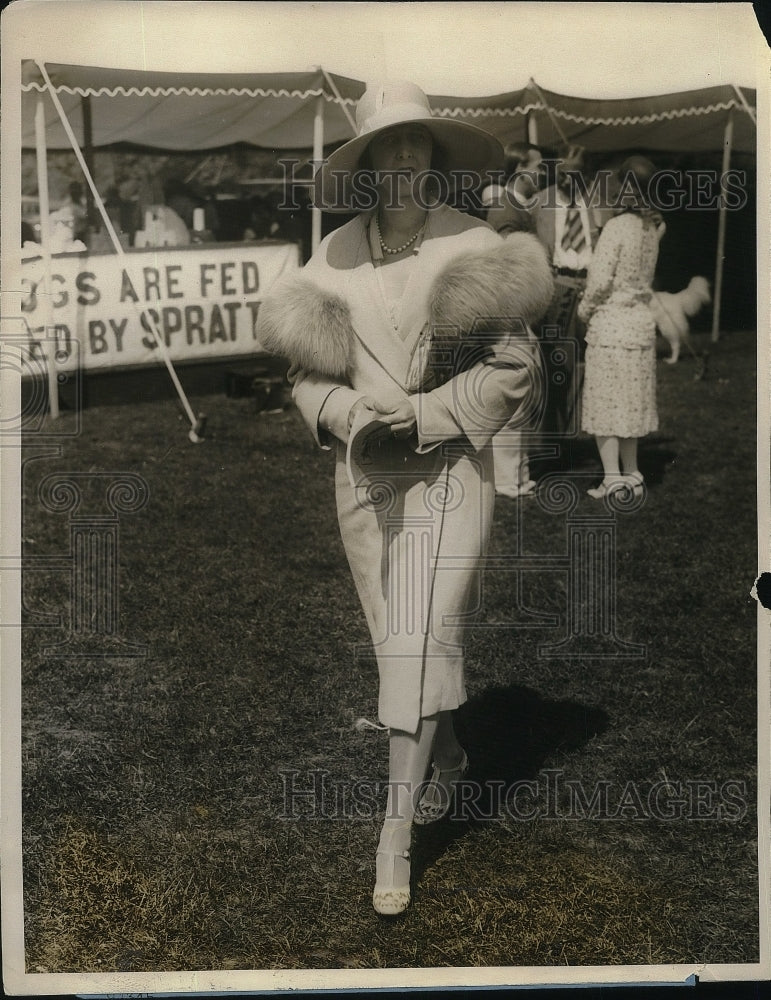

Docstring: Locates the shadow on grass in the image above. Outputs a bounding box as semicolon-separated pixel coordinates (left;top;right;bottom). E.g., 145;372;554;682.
638;435;679;486
530;433;679;486
412;683;609;880
529;436;599;477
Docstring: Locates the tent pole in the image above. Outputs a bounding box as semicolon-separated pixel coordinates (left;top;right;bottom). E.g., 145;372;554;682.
184;154;211;185
34;96;60;420
35;60;204;442
320;67;357;134
81;94;96;229
312;94;324;255
711;109;734;342
731;83;757;124
527;111;538;147
529;77;569;148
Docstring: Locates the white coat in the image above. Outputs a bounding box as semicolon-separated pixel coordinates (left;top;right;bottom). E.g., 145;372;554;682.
257;204;553;733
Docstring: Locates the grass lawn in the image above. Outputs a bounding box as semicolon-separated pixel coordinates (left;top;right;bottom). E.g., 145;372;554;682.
17;328;760;974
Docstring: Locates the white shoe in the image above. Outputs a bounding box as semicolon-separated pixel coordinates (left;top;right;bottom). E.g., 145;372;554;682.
373;848;411;916
372;825;411;916
496;480;537;500
414;749;469;825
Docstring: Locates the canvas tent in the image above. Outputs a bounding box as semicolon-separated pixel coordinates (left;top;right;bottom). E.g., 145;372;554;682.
21;61;366;254
431;79;757;341
22;61;757;345
21;62;365;149
20;61;364;425
22;63;756;154
431;80;756;154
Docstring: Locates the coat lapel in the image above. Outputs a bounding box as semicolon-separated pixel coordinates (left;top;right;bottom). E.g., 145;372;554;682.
395;232;435;356
314;207;482;390
397;206;478;355
339;217;416;390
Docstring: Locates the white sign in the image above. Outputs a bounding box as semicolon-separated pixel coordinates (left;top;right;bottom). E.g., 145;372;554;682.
19;241;300;372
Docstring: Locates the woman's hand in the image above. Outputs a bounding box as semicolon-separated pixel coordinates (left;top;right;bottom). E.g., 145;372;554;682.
347;396;379;432
378;398;417;439
347;394;417;438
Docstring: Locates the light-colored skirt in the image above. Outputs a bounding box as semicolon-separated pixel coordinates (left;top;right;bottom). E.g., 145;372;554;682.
581;343;658;438
335;440;495;734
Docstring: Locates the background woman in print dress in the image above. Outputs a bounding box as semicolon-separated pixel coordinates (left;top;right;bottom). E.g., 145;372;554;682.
578;155;663;499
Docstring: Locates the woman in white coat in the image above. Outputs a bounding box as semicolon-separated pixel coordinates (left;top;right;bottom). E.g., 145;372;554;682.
258;81;553;915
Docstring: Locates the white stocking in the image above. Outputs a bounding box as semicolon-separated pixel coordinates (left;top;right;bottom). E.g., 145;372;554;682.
379;715;438;853
595;434;621;482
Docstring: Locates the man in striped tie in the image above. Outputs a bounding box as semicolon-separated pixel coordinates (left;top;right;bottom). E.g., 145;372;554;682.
532;147;602;461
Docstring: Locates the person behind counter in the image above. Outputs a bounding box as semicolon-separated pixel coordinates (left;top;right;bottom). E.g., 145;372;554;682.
256;80;552;916
64;181;89;243
87;177;142;251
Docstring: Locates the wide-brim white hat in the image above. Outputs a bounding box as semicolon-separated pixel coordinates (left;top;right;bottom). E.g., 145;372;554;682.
318;80;504;211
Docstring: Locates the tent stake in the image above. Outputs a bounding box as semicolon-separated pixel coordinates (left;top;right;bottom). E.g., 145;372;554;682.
711;109;734;343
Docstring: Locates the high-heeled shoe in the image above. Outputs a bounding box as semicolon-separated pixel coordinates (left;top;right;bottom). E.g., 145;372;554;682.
372;827;411;916
496;480;537;500
586;479;627;500
413;749;469;825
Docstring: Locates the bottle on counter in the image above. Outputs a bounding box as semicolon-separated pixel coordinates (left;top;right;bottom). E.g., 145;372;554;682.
191;205;215;244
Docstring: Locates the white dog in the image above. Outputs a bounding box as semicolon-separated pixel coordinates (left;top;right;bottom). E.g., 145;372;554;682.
649;276;711;364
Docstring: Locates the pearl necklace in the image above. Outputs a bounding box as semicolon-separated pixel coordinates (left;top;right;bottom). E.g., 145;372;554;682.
375;216;425;256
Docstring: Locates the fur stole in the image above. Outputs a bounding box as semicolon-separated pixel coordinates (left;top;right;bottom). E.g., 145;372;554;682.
256;231;553;380
256;276;356;378
428;232;553;334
